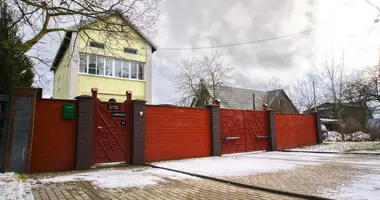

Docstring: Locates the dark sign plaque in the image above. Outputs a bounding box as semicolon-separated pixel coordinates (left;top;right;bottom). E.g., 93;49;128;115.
120;120;126;126
108;105;120;110
112;112;126;117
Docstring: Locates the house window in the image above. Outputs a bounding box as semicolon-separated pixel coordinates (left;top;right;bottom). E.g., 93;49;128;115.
97;56;105;75
122;61;130;78
130;62;137;79
124;48;137;54
280;99;285;107
88;55;97;75
89;42;105;49
79;54;87;73
115;60;122;78
105;58;113;76
138;63;144;80
78;54;145;81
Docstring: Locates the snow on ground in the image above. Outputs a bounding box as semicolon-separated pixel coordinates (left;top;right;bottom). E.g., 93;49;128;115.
242;151;338;162
325;170;380;200
289;142;380;153
39;167;196;189
0;173;33;200
323;131;342;141
152;155;315;177
346;131;371;141
321;124;328;132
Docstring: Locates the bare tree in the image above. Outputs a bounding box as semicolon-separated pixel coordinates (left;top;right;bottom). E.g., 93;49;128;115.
261;76;284;91
319;53;345;134
1;0;160;52
292;72;322;112
173;51;235;106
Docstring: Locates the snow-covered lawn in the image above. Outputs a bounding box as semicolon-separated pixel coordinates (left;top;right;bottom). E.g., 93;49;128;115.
289;142;380;153
0;173;33;200
38;167;196;189
152;154;316;177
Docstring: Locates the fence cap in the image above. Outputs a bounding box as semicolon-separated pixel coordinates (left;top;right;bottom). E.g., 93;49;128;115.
132;99;146;102
206;104;220;108
75;95;93;99
215;99;221;106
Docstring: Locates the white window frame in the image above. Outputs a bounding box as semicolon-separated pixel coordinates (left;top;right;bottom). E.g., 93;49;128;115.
78;53;146;81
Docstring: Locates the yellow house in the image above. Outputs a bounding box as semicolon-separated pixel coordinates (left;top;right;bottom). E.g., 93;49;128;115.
51;14;156;103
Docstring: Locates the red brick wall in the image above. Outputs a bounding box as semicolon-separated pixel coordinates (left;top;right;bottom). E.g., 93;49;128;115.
145;105;211;162
30;99;77;173
275;113;317;150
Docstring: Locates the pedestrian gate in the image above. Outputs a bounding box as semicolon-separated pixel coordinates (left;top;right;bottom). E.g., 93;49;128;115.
92;90;131;164
220;109;270;154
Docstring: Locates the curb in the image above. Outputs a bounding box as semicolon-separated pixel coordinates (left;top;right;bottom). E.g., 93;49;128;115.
281;150;380;156
146;163;334;200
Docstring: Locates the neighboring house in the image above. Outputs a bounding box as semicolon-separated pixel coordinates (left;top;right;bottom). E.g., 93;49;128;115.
51;13;156;103
217;86;299;113
310;102;372;133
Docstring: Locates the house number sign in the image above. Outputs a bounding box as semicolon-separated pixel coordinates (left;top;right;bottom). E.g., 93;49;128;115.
108;105;120;110
111;112;126;117
120;120;126;126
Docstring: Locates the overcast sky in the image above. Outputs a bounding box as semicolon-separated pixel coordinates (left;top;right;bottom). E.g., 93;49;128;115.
34;0;380;104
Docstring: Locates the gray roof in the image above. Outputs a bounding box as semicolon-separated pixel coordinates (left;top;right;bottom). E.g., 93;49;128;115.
218;86;281;110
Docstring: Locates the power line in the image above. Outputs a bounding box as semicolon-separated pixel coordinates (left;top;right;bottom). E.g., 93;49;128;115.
365;0;380;11
158;29;315;51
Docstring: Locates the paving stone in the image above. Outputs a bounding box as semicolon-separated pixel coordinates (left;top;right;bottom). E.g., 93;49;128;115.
32;178;297;200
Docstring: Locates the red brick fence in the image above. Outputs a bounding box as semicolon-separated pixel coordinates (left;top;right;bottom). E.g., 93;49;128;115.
0;87;322;173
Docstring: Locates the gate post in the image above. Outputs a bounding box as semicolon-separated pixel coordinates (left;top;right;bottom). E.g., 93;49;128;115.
207;99;221;156
267;109;277;151
125;91;132;163
131;100;146;164
75;95;94;170
5;87;37;173
91;88;98;164
312;112;322;144
0;95;11;173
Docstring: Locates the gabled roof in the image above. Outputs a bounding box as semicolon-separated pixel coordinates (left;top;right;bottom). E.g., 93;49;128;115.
218;86;281;110
51;13;157;71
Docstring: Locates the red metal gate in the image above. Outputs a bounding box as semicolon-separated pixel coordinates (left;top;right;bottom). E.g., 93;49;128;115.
91;89;131;164
220;109;270;154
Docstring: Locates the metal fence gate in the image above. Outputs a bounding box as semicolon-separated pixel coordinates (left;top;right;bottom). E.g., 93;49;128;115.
220;109;270;155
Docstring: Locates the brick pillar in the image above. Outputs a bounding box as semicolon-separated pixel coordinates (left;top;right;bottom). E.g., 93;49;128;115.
0;95;11;173
207;104;221;156
312;112;322;144
267;109;277;151
74;95;94;170
131;100;146;164
36;88;43;99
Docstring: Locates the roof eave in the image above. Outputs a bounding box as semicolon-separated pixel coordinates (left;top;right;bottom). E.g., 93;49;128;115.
50;31;73;71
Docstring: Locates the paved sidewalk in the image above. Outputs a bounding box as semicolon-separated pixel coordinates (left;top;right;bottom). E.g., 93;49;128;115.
152;152;380;199
32;178;299;200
